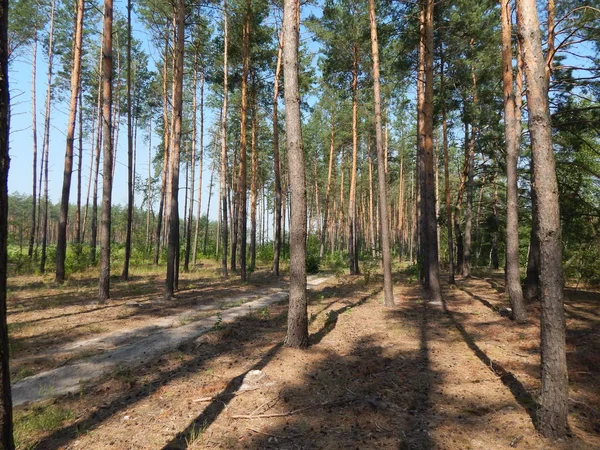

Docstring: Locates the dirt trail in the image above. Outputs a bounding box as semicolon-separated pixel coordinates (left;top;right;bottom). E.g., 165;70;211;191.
12;276;332;406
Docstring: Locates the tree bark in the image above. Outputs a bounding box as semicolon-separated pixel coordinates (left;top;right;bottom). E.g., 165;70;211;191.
283;0;308;348
348;45;360;275
98;0;114;303
272;29;283;276
500;0;527;321
369;0;394;305
238;0;251;281
0;0;14;440
422;0;442;303
28;29;38;259
319;106;335;260
193;66;205;266
440;52;454;284
463;63;478;278
122;0;133;280
165;0;185;299
40;0;56;274
516;0;568;437
185;54;198;272
250;82;258;271
220;0;229;277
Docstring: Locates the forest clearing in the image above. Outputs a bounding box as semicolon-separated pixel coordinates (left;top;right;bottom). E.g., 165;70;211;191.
1;0;600;447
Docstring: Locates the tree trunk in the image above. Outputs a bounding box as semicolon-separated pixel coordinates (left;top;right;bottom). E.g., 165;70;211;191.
348;45;360;275
40;0;56;274
369;0;394;305
122;0;133;280
165;0;185;299
250;82;258;271
283;0;308;348
272;29;283;276
185;54;198;272
220;0;229;277
500;0;527;321
98;0;114;303
238;0;251;281
0;0;14;439
28;29;38;259
193;66;205;265
320;106;335;260
454;117;469;275
516;0;568;437
75;88;83;253
56;0;85;282
440;53;454;284
203;159;215;255
463;65;478;278
422;0;442;303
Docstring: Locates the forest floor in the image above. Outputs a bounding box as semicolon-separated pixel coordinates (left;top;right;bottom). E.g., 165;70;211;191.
6;264;600;449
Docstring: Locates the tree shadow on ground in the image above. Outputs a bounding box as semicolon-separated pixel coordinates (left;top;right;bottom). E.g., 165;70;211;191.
221;299;436;449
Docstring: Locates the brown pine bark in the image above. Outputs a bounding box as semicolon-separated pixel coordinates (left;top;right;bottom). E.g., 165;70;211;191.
516;0;568;437
272;29;283;276
369;0;394;305
238;0;251;281
282;0;308;348
500;0;527;321
56;0;84;282
98;0;114;303
463;62;478;278
0;0;14;440
422;0;442;303
348;45;360;275
165;0;185;299
220;0;229;277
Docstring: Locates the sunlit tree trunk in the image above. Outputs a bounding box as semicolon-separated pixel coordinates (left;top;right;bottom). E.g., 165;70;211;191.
220;0;229;277
440;52;454;284
185;54;198;272
500;0;527;321
369;0;394;305
283;0;308;348
40;0;56;274
165;0;185;299
516;0;568;436
319;107;335;260
348;45;360;275
193;66;205;265
250;82;258;271
98;0;114;303
238;0;251;281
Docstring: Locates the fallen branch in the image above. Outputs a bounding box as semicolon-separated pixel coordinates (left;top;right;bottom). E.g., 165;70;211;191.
232;398;354;419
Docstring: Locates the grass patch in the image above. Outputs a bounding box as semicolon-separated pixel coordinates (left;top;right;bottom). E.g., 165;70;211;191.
14;404;74;449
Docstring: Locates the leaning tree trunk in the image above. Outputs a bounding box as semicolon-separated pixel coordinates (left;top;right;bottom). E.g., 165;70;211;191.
165;0;185;299
516;0;568;437
500;0;527;321
55;0;85;283
98;0;114;303
0;0;14;441
282;0;308;348
369;0;394;306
